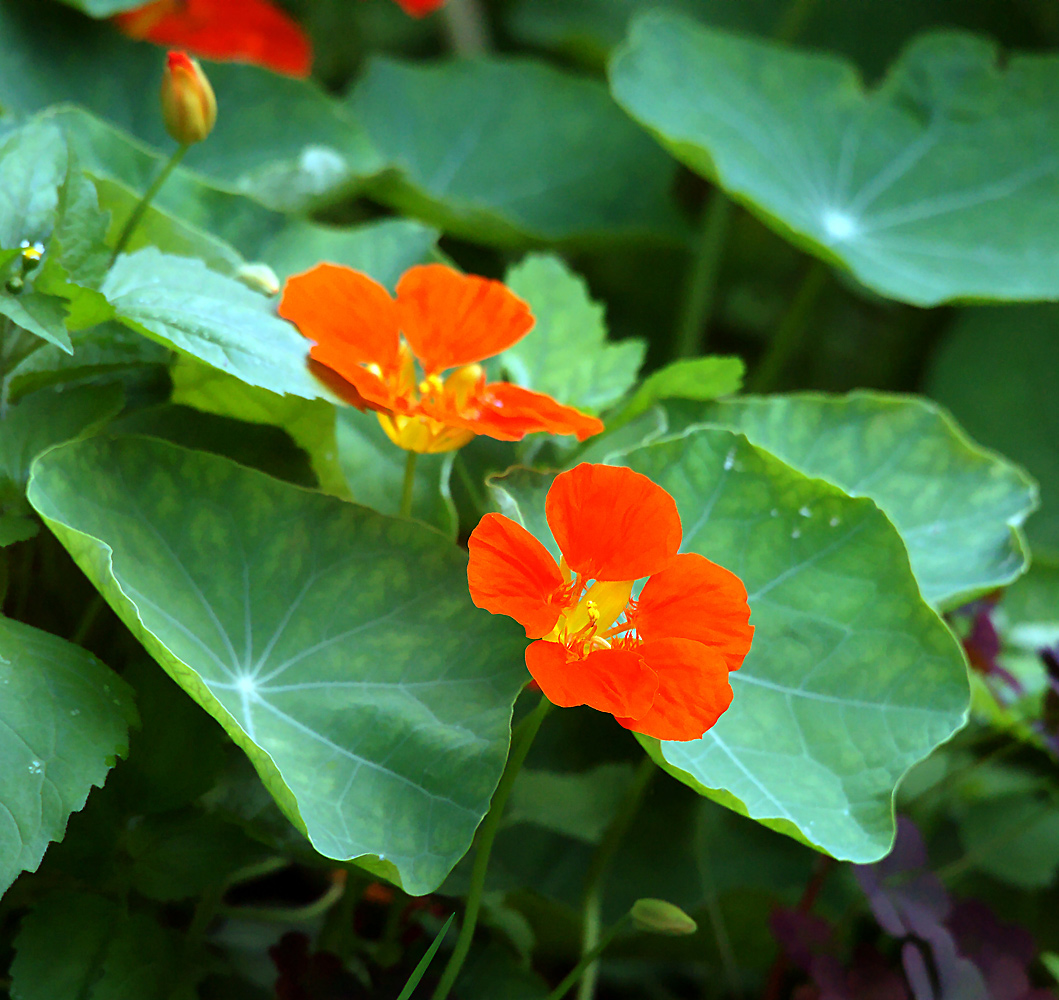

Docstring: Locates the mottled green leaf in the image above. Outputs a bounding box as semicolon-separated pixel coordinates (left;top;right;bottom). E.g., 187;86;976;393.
701;392;1037;608
28;436;528;894
349;56;683;246
928;305;1059;562
506;763;635;843
502;254;644;413
0;619;136;894
101;248;322;399
611;15;1059;305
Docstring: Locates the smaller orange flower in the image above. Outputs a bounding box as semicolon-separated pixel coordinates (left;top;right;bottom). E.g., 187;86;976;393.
467;464;754;741
115;0;312;78
279;263;605;454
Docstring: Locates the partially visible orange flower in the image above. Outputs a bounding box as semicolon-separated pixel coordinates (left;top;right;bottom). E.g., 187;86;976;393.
115;0;312;78
279;263;605;454
392;0;446;14
467;464;754;741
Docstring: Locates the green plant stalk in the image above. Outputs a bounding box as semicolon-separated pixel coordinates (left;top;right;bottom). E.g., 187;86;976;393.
441;0;490;54
432;693;553;1000
548;914;633;1000
109;143;189;264
454;451;488;519
576;755;656;1000
673;188;733;359
399;451;418;519
747;259;829;393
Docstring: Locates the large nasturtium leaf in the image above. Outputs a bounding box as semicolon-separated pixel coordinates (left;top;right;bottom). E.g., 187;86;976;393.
27;436;529;894
0;617;137;895
501;254;644;414
101;248;323;399
348;56;684;246
0;2;383;213
610;14;1059;306
695;392;1037;609
494;427;969;860
928;305;1059;564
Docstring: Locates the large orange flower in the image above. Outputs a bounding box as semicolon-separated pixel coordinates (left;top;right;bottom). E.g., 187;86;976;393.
467;464;754;741
279;263;605;454
114;0;312;78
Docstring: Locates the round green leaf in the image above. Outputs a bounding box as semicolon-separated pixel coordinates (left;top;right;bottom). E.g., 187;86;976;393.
611;13;1059;305
27;436;528;895
698;392;1037;608
349;56;684;246
617;428;969;860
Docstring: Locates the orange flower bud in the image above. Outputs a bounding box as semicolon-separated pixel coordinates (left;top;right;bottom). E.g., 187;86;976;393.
160;51;217;145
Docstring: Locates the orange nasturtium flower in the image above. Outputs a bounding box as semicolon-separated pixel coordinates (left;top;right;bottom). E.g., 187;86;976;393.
114;0;313;78
278;263;605;454
467;464;754;741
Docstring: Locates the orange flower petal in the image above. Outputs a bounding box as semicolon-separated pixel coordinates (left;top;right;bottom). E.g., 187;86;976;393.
632;553;753;672
307;343;396;413
467;514;566;639
480;383;604;441
545;464;682;582
280;264;401;373
396;264;534;374
115;0;313;78
526;641;658;718
615;638;733;741
394;0;446;15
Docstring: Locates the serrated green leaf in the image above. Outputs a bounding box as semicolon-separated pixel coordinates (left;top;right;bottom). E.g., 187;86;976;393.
928;305;1059;563
101;247;322;399
349;56;684;246
7;322;169;402
492;428;969;860
0;5;383;213
614;356;744;429
502;254;644;413
0;619;136;894
27;436;528;894
698;392;1037;608
611;14;1059;305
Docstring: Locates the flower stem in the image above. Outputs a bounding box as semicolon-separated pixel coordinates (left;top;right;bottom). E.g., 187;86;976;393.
673;188;733;359
441;0;490;55
746;259;829;393
547;913;633;1000
431;693;553;1000
576;755;656;1000
109;143;189;265
399;451;418;519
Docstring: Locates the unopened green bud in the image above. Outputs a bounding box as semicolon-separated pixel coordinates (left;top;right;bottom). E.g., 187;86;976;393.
630;899;698;936
5;275;24;295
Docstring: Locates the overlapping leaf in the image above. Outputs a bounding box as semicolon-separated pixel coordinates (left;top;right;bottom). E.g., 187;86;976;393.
611;14;1059;305
349;56;684;245
495;427;969;860
696;392;1037;608
28;436;529;894
0;618;136;895
928;305;1059;563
